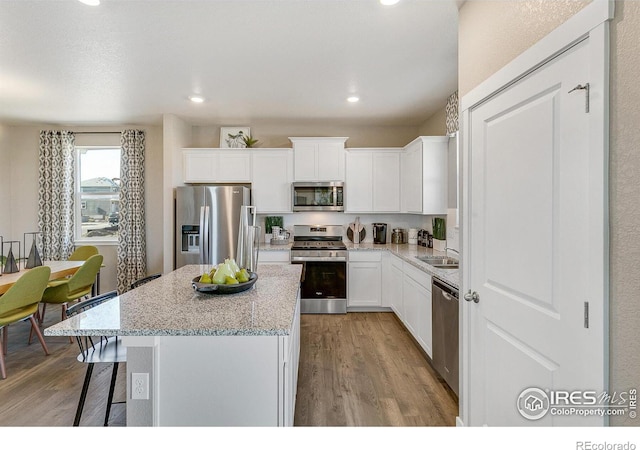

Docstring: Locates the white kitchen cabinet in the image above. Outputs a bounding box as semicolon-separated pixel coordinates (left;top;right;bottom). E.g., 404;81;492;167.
386;255;404;318
347;251;382;308
400;137;448;215
402;262;432;357
345;151;373;212
125;296;301;427
373;152;401;212
289;137;347;181
280;299;300;426
183;149;252;183
260;250;290;264
251;149;293;213
345;149;401;213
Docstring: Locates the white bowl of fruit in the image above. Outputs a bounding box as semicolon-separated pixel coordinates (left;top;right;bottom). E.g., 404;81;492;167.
192;258;257;295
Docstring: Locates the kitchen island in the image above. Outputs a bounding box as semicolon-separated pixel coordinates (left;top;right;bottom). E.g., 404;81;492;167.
45;263;302;427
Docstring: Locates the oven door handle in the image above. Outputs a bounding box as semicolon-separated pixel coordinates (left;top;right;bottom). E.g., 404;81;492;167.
290;256;348;262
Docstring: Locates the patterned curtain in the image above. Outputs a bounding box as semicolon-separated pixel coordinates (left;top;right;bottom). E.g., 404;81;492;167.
37;130;75;260
445;90;459;135
117;130;146;293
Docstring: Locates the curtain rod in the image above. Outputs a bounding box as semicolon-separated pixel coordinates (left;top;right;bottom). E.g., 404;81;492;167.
73;131;122;135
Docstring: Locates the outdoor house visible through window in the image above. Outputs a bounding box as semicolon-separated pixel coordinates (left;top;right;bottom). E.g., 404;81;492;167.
75;146;121;242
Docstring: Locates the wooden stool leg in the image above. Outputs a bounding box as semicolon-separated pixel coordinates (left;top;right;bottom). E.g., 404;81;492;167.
29;316;49;356
39;303;47;326
2;327;7;355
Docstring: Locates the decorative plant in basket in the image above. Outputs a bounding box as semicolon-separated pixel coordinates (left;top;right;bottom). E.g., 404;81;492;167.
432;217;446;241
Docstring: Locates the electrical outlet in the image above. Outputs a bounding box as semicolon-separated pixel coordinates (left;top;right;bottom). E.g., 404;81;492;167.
131;373;149;400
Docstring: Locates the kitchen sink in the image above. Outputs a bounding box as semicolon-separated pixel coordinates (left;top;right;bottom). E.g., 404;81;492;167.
415;256;459;269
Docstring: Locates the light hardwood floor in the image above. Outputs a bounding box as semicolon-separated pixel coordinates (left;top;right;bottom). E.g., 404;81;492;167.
0;308;456;427
294;312;458;426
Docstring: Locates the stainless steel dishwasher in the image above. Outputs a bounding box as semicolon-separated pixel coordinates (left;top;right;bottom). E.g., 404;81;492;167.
431;277;459;397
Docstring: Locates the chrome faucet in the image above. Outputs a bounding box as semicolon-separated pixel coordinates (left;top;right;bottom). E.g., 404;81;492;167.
444;247;459;260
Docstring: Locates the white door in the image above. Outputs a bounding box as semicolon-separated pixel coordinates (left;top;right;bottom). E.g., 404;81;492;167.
466;37;607;426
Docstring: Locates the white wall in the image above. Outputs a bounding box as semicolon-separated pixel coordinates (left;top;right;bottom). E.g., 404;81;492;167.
191;122;421;149
0;124;12;240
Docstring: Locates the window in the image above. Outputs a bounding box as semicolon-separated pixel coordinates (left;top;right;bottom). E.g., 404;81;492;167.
75;146;121;242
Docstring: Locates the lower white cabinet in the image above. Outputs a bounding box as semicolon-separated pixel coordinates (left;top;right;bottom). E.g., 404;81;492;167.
402;263;432;357
348;251;382;308
381;253;433;358
386;254;404;319
126;298;300;426
260;250;290;264
280;298;300;426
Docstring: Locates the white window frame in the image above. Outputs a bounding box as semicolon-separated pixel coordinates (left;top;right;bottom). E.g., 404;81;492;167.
74;145;121;246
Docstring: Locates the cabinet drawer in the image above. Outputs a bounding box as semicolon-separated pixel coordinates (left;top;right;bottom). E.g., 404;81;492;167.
348;251;382;262
403;262;431;291
260;251;290;263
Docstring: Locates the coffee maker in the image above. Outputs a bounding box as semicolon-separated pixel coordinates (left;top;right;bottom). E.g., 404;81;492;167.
372;223;388;244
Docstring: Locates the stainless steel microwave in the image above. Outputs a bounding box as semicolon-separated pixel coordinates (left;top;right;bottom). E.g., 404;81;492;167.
292;182;344;212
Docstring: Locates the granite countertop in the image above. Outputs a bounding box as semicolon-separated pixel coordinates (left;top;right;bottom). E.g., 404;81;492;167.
256;239;458;288
259;241;292;251
44;264;302;338
344;242;460;288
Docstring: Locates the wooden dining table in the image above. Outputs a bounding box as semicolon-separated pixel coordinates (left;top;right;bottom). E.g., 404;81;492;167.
0;261;85;295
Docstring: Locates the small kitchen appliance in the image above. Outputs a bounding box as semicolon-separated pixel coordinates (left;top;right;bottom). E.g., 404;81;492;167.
372;223;387;244
391;228;407;244
292;182;344;212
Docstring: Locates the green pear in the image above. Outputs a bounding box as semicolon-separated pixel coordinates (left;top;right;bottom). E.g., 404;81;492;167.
225;276;239;285
199;273;212;284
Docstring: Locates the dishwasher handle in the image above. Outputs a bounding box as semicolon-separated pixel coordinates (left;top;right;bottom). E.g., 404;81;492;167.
432;277;459;299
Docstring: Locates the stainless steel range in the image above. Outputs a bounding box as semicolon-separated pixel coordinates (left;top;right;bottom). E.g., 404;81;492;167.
290;225;347;314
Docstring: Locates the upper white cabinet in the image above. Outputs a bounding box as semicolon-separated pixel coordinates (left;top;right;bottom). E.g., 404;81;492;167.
183;149;252;183
401;137;448;215
345;149;401;213
251;149;293;213
289;137;348;181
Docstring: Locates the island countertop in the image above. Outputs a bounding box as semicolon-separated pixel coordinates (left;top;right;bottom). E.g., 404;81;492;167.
44;264;302;338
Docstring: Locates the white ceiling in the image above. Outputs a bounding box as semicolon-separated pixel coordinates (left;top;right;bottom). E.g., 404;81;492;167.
0;0;459;127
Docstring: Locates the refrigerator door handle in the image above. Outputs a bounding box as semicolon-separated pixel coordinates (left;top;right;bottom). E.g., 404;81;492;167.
203;206;210;264
199;206;206;264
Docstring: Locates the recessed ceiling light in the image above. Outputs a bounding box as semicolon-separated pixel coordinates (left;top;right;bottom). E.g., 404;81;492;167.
380;0;400;5
189;95;205;103
78;0;100;5
347;96;360;103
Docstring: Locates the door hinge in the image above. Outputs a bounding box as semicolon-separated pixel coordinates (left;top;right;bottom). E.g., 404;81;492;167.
584;301;589;328
568;83;590;113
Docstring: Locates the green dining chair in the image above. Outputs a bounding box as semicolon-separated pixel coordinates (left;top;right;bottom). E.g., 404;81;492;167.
67;245;99;261
38;254;104;328
0;265;52;379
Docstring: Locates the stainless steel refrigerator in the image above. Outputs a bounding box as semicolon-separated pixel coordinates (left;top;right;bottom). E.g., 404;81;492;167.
175;185;251;269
